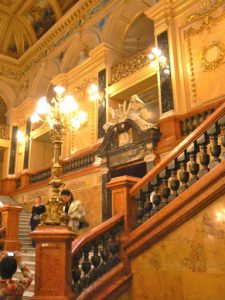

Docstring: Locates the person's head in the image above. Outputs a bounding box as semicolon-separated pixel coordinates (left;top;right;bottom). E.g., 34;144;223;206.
0;256;17;279
61;189;74;204
35;196;41;205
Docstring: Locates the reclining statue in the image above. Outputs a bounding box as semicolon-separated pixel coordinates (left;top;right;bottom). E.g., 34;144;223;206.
104;94;157;132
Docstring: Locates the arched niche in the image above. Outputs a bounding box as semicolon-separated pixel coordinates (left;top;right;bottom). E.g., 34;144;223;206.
61;27;101;72
102;0;155;52
123;14;154;54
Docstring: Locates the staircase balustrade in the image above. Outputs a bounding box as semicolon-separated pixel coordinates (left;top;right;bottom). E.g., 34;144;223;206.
130;103;225;228
71;215;124;297
62;152;96;174
30;167;51;184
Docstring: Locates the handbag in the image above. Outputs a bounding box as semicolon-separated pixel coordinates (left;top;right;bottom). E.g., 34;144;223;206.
33;215;40;221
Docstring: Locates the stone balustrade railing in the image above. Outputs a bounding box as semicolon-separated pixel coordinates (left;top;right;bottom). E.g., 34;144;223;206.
111;48;151;84
130;103;225;227
1;146;99;194
62;152;95;174
30;167;51;184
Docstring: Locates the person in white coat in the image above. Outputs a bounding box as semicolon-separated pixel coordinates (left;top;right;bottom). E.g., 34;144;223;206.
61;189;86;231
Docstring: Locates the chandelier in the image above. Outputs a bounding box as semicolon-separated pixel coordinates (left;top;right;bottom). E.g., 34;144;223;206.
31;86;87;225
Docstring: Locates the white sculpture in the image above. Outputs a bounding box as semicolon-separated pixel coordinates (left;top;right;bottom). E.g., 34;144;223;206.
104;94;157;132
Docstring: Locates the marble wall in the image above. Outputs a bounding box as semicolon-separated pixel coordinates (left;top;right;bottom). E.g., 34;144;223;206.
13;169;103;232
119;193;225;300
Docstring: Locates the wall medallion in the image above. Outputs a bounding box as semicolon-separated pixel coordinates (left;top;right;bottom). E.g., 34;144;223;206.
200;40;225;71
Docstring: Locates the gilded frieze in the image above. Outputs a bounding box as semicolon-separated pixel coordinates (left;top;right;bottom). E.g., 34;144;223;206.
111;48;150;84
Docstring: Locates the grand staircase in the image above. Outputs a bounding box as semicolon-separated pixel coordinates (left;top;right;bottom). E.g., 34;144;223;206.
0;196;35;299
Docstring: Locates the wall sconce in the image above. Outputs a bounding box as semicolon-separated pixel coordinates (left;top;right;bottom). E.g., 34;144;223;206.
74;80;101;103
16;129;26;154
16;129;25;143
87;83;101;102
148;47;170;74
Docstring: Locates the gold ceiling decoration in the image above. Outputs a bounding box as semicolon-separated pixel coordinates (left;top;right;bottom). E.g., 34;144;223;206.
0;0;79;59
0;0;110;80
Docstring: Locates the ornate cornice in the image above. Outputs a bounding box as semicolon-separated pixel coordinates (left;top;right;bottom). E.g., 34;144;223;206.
0;0;111;81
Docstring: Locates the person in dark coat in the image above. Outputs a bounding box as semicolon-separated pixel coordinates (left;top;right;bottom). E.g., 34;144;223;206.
30;196;46;247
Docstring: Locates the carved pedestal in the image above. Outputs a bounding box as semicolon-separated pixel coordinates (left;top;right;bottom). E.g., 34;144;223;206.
0;205;22;251
31;225;76;300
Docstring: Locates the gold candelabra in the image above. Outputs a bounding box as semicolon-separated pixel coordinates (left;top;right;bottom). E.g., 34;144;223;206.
31;86;87;225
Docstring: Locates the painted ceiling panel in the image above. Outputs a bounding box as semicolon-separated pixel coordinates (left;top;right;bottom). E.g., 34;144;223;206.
0;0;80;58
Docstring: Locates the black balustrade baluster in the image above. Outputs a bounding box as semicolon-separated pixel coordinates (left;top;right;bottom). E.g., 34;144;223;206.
187;116;195;134
187;143;199;186
182;119;188;136
192;115;199;130
218;116;225;160
143;182;153;221
89;238;101;284
177;152;190;193
72;252;82;293
168;160;180;201
136;189;144;227
149;176;161;216
80;245;92;289
197;133;210;177
99;232;110;274
199;112;205;125
109;226;120;267
74;159;78;170
207;123;221;169
159;168;171;208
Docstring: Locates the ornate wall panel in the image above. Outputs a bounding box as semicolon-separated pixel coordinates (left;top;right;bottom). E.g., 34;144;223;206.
181;0;225;107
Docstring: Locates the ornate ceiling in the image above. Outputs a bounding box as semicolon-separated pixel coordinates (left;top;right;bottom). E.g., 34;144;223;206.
0;0;79;58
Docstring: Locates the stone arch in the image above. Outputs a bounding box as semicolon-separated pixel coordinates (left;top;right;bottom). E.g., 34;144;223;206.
0;81;17;110
61;27;101;72
102;0;155;51
29;59;61;100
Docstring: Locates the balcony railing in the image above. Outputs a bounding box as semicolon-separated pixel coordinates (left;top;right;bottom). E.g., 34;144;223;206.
111;48;150;84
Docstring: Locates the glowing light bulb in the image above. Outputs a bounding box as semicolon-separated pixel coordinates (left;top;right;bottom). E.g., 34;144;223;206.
71;118;81;129
54;86;65;95
17;130;25;143
37;97;51;114
159;55;167;64
31;113;41;123
148;53;155;61
150;60;157;69
152;47;162;57
78;111;87;124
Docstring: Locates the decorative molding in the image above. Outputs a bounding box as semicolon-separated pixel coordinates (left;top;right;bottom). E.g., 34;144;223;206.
185;0;225;36
200;40;225;71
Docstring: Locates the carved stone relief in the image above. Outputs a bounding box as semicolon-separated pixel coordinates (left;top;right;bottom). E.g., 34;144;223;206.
182;0;225;106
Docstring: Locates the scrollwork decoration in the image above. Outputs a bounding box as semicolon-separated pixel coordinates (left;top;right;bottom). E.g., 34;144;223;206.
185;0;225;37
200;40;225;71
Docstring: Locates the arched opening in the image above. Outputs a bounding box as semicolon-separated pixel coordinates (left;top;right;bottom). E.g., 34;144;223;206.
123;14;154;55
